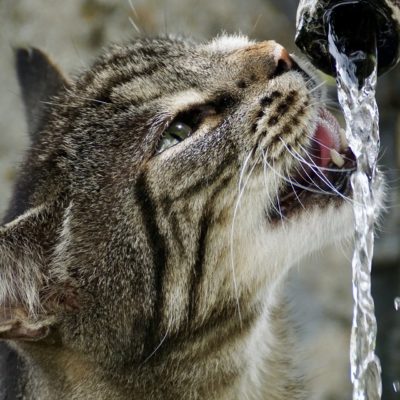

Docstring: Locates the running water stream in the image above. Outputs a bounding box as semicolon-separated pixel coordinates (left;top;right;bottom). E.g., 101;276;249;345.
328;15;383;400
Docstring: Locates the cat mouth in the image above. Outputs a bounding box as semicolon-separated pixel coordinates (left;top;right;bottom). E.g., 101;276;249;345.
271;108;356;221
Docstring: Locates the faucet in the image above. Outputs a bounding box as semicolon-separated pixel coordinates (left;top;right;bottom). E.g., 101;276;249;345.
295;0;400;77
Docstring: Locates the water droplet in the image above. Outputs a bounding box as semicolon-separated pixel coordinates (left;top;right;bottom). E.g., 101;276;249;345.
394;297;400;311
393;380;400;392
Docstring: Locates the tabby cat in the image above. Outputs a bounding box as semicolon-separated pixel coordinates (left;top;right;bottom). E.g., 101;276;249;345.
0;34;373;399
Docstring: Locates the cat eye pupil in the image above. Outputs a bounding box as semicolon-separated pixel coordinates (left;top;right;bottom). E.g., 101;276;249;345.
157;121;193;153
167;122;192;140
157;104;217;155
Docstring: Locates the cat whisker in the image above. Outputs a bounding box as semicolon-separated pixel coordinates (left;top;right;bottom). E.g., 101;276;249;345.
307;136;354;162
281;140;353;203
129;17;142;35
305;82;326;100
377;148;387;163
319;98;341;111
321;98;340;107
230;151;257;328
300;155;351;203
292;156;332;197
303;77;315;87
260;149;289;222
280;141;331;195
285;166;307;211
238;150;253;192
163;5;169;36
308;80;326;94
303;72;320;86
74;95;112;105
282;140;354;173
128;0;139;19
323;104;342;113
140;328;169;365
304;101;322;110
42;95;114;108
71;43;88;70
272;159;288;230
127;0;144;35
249;14;263;37
262;156;335;196
40;101;80;108
283;140;347;198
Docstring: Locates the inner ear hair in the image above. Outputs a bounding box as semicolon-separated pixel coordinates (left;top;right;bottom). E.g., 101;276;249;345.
0;204;48;316
0;306;54;341
0;201;78;341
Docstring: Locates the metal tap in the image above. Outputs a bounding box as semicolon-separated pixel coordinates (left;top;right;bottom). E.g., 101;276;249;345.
295;0;400;77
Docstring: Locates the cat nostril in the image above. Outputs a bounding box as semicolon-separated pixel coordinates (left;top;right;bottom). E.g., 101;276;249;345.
271;47;293;78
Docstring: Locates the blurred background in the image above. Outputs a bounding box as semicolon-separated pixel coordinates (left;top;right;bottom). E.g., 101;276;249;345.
0;1;399;398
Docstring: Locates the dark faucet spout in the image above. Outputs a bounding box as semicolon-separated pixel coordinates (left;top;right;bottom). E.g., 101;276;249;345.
295;0;400;77
328;2;378;85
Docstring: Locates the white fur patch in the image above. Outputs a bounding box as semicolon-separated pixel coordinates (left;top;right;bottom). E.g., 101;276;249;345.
51;202;74;284
0;243;43;316
0;204;49;316
205;34;254;53
165;90;205;110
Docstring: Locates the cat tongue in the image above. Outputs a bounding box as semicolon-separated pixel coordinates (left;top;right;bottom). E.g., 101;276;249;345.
314;125;335;168
313;109;341;168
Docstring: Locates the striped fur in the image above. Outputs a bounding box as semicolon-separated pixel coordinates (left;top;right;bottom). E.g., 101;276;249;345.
0;35;364;399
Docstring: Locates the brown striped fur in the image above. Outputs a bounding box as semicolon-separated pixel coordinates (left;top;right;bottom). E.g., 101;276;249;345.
0;35;361;399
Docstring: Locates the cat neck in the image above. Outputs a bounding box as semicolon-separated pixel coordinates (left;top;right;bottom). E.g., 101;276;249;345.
15;288;305;400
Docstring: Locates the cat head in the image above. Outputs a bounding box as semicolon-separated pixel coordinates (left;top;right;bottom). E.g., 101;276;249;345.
0;36;355;366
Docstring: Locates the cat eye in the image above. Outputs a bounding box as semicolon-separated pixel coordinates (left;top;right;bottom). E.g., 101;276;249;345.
156;105;217;154
157;121;193;153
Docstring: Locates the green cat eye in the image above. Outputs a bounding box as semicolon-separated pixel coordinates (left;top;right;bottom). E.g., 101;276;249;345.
157;121;193;153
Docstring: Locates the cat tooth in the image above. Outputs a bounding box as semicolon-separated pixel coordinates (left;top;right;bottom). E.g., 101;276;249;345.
330;148;345;168
339;128;348;149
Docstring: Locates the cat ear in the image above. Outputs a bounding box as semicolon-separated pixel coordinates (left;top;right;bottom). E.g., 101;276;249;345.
0;203;78;341
15;47;70;140
0;307;54;341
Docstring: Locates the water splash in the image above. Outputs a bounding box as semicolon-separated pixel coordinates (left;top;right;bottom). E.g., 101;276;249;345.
394;297;400;311
328;20;383;400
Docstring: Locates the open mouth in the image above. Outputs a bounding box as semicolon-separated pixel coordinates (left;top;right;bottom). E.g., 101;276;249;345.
271;108;356;221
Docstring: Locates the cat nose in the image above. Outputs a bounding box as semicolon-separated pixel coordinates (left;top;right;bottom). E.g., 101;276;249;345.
270;41;293;76
229;41;295;78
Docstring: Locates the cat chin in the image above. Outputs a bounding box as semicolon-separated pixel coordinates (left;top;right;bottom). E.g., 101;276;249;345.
264;168;385;270
258;199;352;271
288;200;354;257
